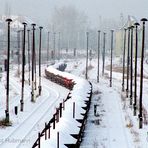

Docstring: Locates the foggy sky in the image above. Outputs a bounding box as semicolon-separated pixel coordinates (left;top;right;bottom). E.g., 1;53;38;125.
0;0;148;28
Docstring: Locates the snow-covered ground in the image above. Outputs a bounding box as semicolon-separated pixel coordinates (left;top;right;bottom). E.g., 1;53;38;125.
64;58;148;148
0;57;148;148
0;66;70;148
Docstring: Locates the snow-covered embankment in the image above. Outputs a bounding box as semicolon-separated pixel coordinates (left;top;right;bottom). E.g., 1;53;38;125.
32;65;92;148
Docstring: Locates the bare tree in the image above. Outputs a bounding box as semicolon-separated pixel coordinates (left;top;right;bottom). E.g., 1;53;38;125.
50;6;88;50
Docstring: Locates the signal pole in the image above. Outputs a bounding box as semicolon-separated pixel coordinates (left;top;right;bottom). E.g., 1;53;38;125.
5;18;12;122
126;27;130;98
53;32;56;61
58;32;61;61
110;30;114;87
139;18;147;129
38;26;43;95
122;28;127;91
47;31;49;66
27;29;31;85
97;30;101;82
31;23;36;102
34;42;37;90
85;32;89;79
17;30;21;77
20;22;27;111
130;26;134;106
133;22;140;116
102;32;106;76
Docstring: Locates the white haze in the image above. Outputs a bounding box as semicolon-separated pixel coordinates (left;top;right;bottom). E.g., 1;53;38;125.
0;0;147;28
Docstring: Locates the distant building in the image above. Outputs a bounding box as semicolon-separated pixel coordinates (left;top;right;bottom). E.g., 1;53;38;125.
115;15;142;57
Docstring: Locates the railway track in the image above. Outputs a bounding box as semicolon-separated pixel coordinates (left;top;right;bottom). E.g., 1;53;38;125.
16;85;61;148
0;76;70;148
0;72;69;148
0;77;30;117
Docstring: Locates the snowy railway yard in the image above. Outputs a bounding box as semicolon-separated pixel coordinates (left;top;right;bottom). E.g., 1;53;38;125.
0;0;148;148
0;58;148;148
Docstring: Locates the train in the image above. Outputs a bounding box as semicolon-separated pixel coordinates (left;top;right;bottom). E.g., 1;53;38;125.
45;69;75;90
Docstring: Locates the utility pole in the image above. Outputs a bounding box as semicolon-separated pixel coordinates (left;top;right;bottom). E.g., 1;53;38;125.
102;32;106;76
74;48;76;57
21;30;24;56
27;29;31;85
133;22;140;116
31;23;36;102
110;30;114;87
122;28;127;91
5;18;12;122
38;26;43;95
139;18;147;129
34;40;37;90
53;32;56;61
20;22;27;111
17;30;21;77
130;26;134;106
97;30;101;82
47;31;49;66
58;32;60;61
85;32;89;79
126;27;130;98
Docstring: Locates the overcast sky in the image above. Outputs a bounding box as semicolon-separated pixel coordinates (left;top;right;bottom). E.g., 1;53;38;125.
0;0;148;28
